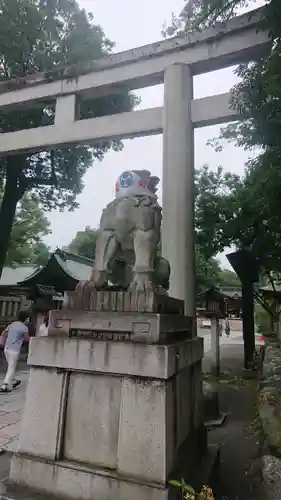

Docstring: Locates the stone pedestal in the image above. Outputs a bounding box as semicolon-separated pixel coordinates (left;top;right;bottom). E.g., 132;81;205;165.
6;291;214;500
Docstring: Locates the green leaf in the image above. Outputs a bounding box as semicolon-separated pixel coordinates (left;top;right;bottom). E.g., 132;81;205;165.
169;480;182;488
169;479;195;495
182;484;196;495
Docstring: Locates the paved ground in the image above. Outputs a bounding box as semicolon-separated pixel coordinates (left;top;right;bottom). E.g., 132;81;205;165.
0;369;29;454
198;327;264;353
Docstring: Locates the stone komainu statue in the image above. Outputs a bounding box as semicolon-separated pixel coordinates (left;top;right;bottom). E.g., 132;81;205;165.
77;170;170;294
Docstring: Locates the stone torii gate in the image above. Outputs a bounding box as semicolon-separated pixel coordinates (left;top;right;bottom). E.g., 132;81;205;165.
0;7;269;317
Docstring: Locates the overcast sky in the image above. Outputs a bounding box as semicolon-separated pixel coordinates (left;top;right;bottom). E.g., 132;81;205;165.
44;0;261;268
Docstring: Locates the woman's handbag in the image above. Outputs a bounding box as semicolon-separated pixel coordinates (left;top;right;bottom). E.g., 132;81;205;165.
0;329;7;347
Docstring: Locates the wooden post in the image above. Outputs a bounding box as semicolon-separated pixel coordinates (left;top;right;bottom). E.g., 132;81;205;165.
242;281;255;369
211;316;220;377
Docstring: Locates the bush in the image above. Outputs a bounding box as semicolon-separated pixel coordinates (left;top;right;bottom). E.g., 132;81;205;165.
255;305;273;334
169;479;215;499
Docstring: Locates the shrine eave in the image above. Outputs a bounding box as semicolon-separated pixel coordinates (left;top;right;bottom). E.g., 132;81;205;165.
17;249;93;292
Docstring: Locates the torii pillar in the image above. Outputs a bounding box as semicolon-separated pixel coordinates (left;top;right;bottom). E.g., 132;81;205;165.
162;63;196;327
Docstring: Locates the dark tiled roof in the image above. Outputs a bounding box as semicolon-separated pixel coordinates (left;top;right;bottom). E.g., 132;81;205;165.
219;287;242;299
259;283;281;293
0;265;36;286
17;248;93;286
0;249;93;288
55;249;93;281
197;287;242;300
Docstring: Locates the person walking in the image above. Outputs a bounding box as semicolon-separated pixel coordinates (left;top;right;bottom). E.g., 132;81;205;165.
225;318;230;337
37;312;49;337
0;310;30;393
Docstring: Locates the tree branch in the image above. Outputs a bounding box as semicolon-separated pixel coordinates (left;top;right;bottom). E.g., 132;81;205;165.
50;151;58;187
25;177;56;187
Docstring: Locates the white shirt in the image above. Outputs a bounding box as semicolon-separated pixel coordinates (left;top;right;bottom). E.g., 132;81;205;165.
37;323;48;337
5;321;28;353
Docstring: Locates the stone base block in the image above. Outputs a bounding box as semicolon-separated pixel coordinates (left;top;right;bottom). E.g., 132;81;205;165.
3;445;220;500
48;309;192;343
7;332;206;500
7;454;175;500
27;336;203;380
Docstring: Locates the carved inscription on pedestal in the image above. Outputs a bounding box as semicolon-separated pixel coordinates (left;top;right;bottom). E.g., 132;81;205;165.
70;329;132;341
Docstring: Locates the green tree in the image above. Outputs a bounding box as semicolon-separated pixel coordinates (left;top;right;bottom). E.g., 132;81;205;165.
195;246;221;291
163;0;256;34
67;226;98;259
4;193;50;266
218;268;241;287
0;0;138;276
195;164;242;259
194;163;258;367
31;241;51;266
